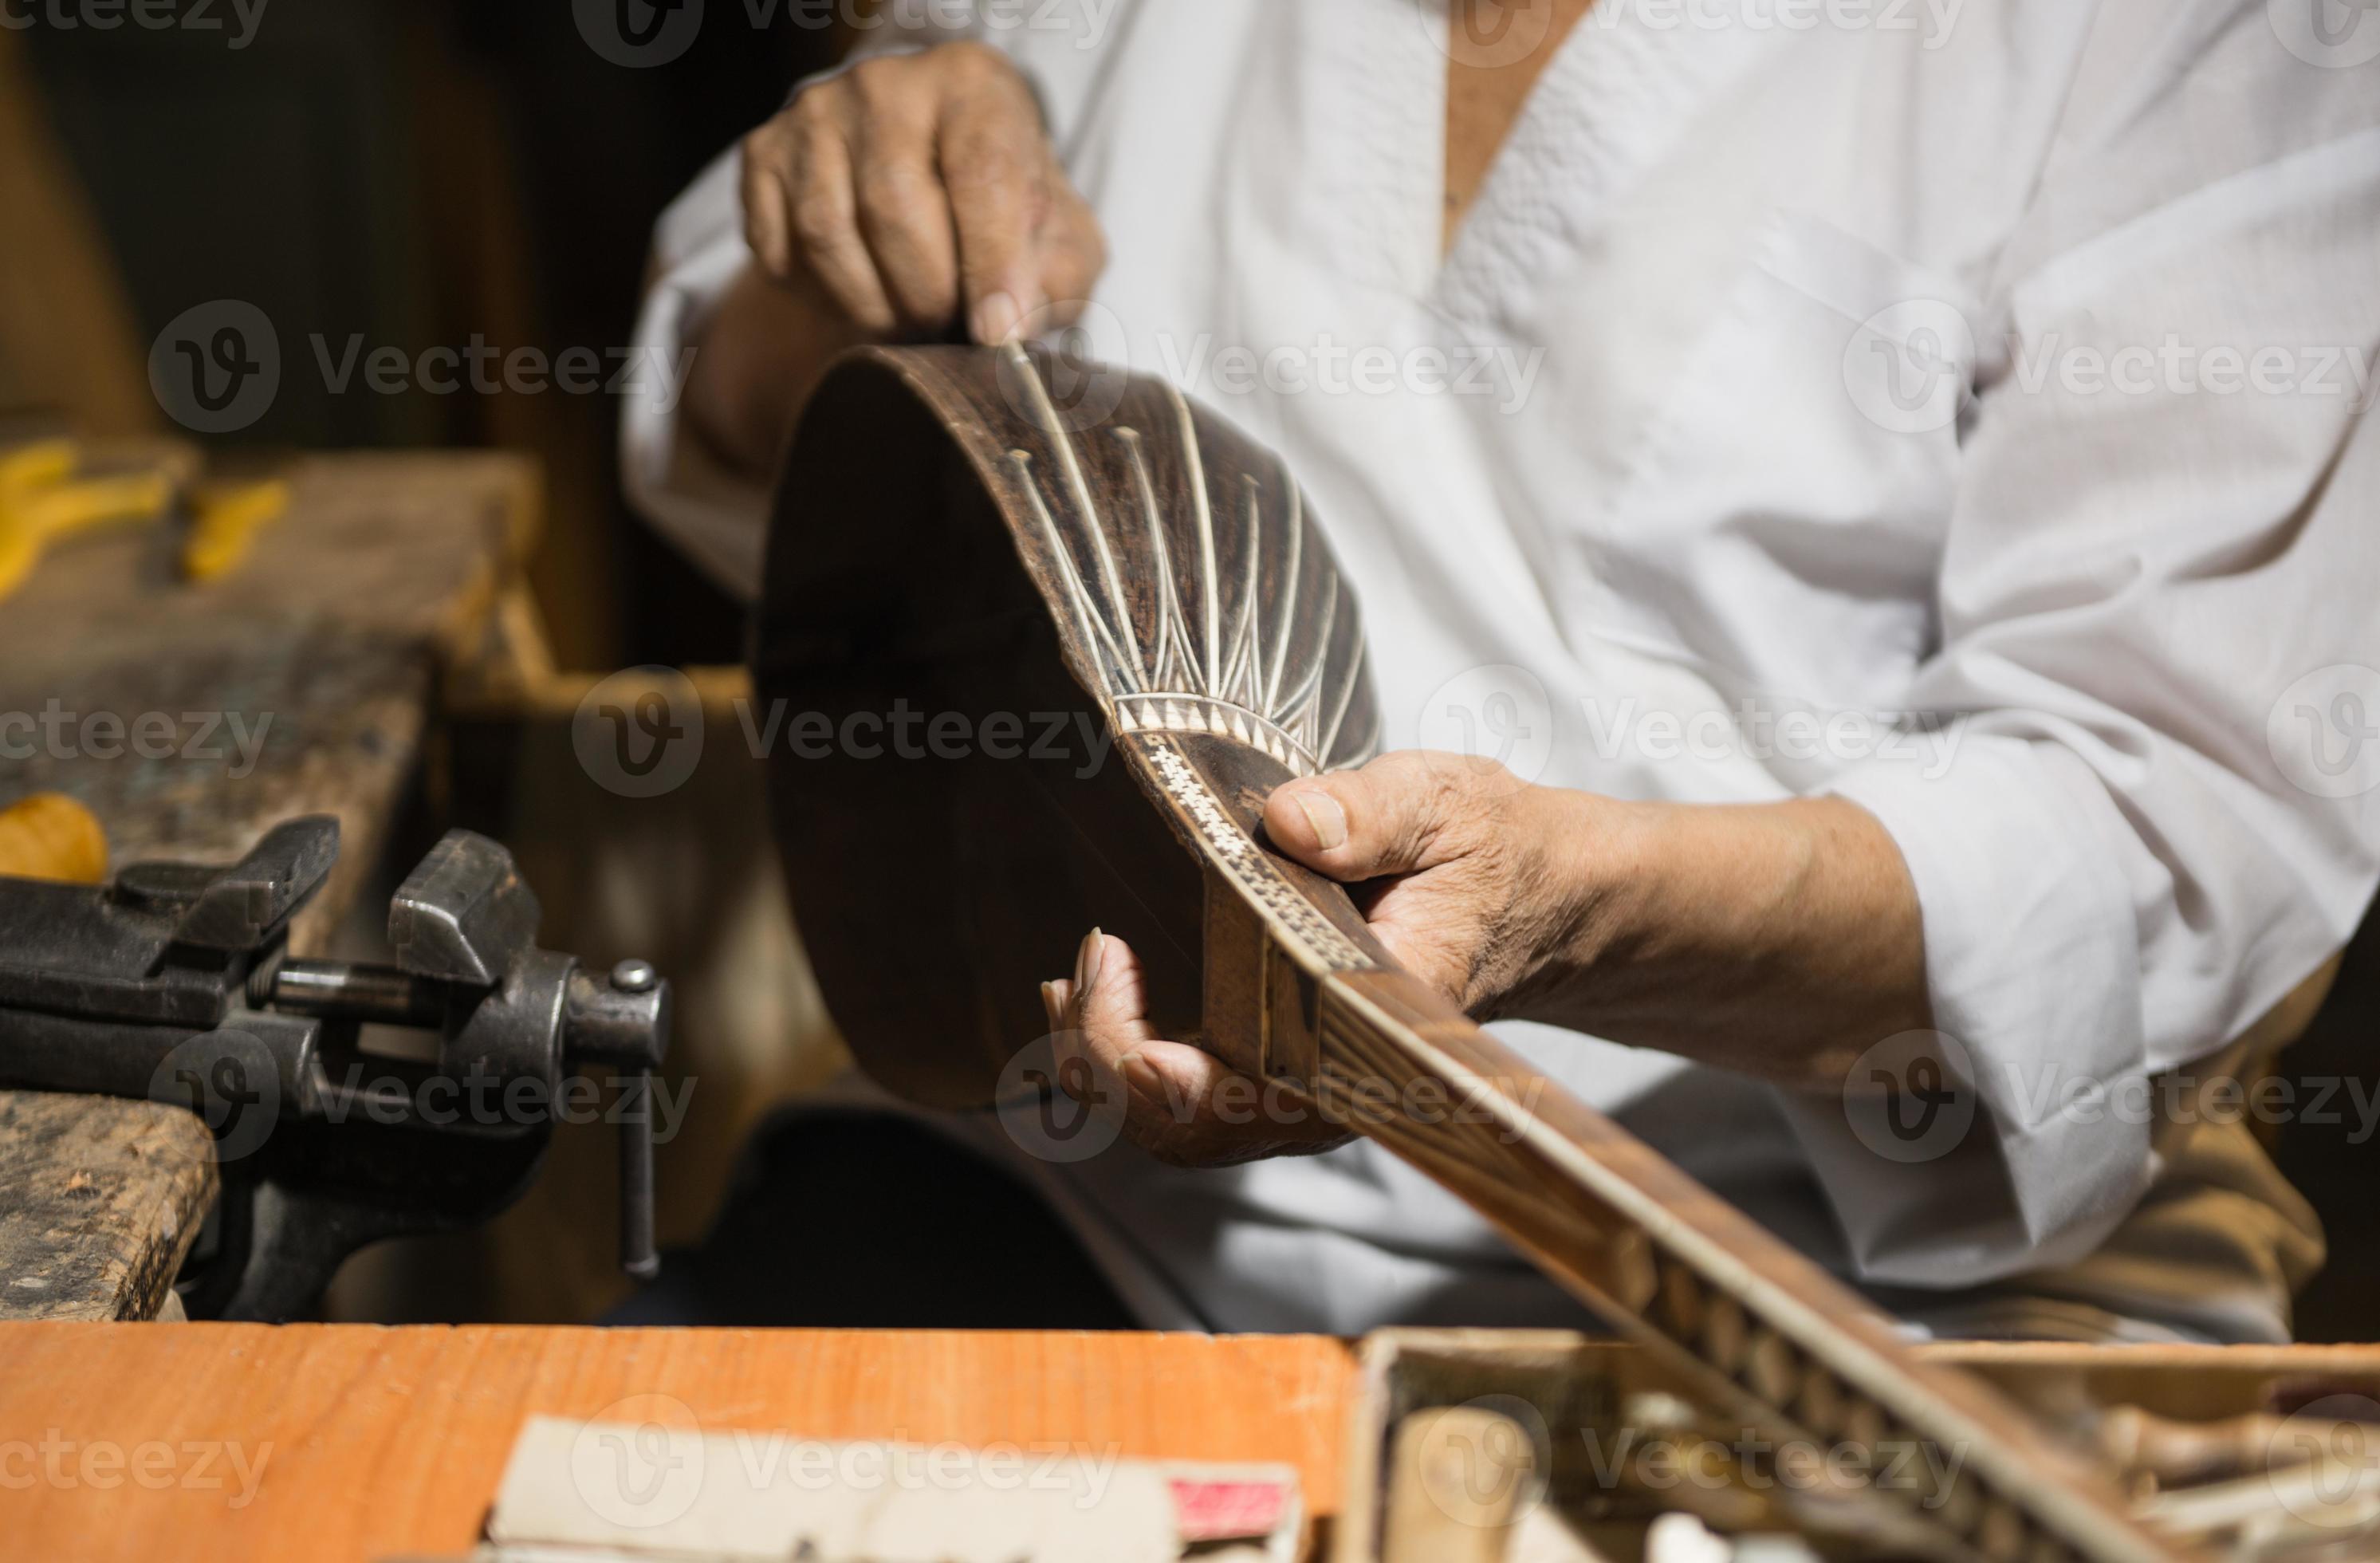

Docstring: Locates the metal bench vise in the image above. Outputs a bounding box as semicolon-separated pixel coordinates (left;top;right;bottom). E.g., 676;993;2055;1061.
0;816;671;1319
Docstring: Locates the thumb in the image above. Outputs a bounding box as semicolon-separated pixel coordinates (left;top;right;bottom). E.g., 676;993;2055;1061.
1068;927;1159;1049
1263;750;1478;882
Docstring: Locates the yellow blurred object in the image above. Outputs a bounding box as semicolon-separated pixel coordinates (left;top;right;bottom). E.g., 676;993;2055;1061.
0;438;175;602
181;478;291;583
0;793;108;884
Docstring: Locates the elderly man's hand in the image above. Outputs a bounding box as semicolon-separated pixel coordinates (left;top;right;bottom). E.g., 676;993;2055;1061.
1041;753;1631;1168
688;41;1110;490
1041;750;1932;1169
741;41;1106;344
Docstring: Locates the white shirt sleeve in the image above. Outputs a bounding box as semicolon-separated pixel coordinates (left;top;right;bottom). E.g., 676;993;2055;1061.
1796;20;2380;1287
621;2;1123;599
622;148;773;600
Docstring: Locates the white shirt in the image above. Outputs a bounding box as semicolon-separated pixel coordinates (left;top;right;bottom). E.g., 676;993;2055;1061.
626;0;2380;1343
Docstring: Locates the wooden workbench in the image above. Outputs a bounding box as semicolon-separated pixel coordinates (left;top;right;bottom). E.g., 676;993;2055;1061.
0;1323;1359;1561
0;451;533;1321
4;1324;2375;1562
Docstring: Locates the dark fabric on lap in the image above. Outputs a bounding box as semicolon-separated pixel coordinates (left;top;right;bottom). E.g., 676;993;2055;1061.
604;1108;1137;1329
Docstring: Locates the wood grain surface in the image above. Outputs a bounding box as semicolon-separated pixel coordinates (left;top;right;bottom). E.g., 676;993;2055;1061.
0;1096;215;1322
0;451;532;1321
0;449;533;933
0;1324;1359;1562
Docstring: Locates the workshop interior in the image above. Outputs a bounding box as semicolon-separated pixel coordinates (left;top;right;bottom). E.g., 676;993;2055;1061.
2;3;2378;1561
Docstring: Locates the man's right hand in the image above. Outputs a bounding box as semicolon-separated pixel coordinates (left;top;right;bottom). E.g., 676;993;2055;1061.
740;41;1107;347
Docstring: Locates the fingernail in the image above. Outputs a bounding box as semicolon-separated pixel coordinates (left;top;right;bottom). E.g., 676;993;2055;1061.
1040;979;1062;1032
973;289;1021;344
1076;927;1105;994
1290;790;1347;851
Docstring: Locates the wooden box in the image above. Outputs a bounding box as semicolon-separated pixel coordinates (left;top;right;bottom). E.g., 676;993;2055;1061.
1336;1329;2380;1561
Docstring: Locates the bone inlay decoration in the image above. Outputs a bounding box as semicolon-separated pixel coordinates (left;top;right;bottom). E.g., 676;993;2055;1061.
1003;347;1378;778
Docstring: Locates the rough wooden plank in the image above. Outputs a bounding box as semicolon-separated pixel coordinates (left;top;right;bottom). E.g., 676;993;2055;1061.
0;453;529;1321
0;1324;1358;1562
0;1095;215;1322
0;451;532;950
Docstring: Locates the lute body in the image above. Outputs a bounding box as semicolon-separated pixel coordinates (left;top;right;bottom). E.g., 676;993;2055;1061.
757;344;2190;1563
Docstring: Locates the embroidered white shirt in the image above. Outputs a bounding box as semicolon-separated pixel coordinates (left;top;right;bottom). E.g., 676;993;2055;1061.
625;0;2380;1341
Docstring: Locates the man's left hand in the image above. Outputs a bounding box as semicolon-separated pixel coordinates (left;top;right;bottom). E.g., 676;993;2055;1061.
1041;752;1634;1168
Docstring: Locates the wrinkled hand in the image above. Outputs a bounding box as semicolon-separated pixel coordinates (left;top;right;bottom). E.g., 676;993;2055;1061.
1043;752;1616;1168
739;41;1107;344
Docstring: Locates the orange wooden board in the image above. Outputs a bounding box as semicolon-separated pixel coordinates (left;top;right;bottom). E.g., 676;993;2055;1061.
0;1323;1357;1561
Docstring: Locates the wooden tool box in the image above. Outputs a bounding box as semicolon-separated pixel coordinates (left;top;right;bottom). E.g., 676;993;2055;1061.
1336;1330;2380;1561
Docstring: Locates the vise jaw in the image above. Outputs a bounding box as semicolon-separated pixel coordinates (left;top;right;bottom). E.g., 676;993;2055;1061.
0;816;672;1320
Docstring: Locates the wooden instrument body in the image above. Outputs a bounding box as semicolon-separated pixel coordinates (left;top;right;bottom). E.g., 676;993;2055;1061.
757;345;2189;1563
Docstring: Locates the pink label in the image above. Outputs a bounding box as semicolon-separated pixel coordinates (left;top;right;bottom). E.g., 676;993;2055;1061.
1170;1478;1290;1541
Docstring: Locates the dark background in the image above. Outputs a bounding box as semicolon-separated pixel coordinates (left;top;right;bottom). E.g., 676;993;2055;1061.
16;0;849;670
5;0;863;1325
